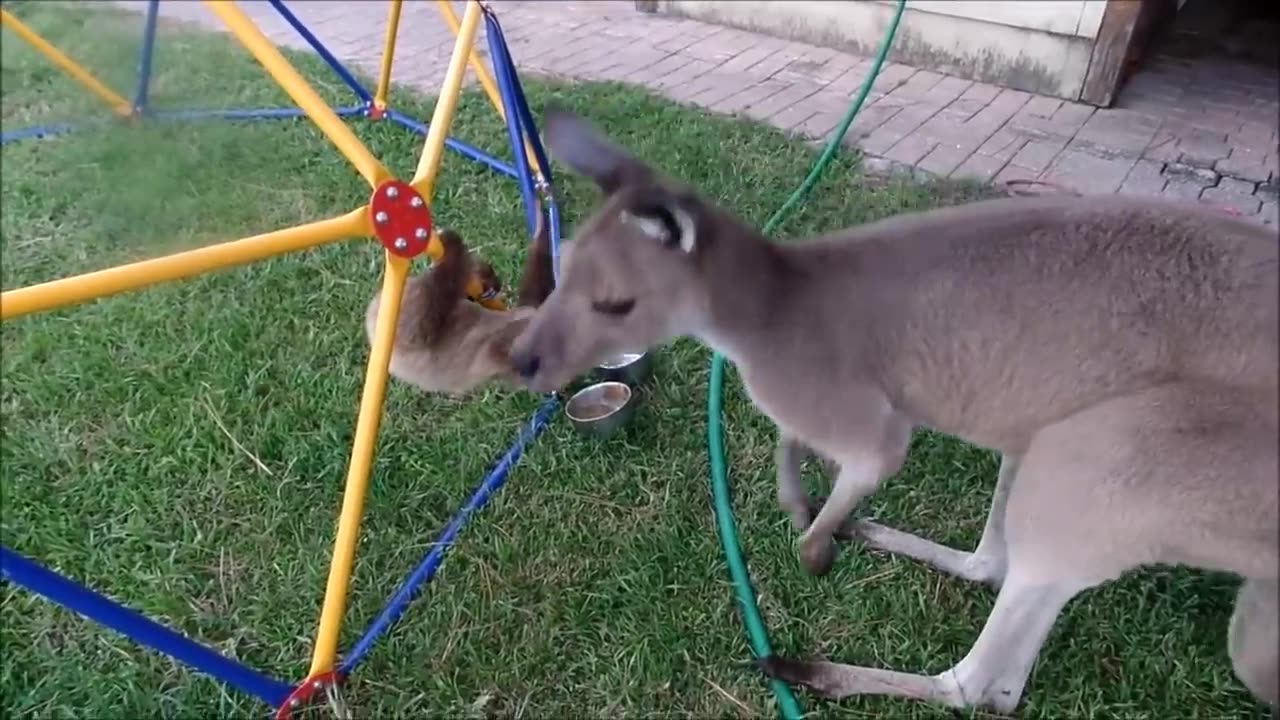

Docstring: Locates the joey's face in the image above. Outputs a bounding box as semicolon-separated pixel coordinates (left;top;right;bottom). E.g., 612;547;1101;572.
508;110;713;393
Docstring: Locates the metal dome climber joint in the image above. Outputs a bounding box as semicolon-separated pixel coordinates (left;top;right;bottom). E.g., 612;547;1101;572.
0;1;561;717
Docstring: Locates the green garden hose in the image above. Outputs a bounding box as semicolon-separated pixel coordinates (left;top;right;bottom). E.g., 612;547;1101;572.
706;3;906;718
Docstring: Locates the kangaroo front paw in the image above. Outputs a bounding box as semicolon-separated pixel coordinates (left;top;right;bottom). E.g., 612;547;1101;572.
799;534;838;576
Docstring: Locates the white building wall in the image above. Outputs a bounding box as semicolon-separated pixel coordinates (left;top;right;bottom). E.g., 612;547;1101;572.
657;0;1110;100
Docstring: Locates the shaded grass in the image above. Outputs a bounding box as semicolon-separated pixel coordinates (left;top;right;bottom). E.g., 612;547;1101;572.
0;3;1265;719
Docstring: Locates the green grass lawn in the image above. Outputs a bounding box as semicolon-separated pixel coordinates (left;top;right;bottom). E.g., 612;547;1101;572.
0;3;1267;719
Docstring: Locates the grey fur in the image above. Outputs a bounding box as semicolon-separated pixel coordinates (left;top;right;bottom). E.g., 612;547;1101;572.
508;109;1278;713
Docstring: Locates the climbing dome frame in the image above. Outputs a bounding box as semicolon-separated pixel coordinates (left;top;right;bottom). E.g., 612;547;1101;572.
0;1;562;716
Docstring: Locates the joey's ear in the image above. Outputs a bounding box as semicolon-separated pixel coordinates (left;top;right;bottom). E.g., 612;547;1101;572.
620;195;700;254
543;107;653;193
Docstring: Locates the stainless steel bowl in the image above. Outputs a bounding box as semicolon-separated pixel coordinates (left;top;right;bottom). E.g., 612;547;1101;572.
594;351;653;386
565;381;635;439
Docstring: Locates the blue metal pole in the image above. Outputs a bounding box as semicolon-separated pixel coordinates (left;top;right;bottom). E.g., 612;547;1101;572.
148;105;367;122
337;398;559;675
484;13;540;238
132;0;161;114
384;109;519;179
0;547;294;707
0;122;79;144
267;0;374;106
546;197;564;284
485;14;555;189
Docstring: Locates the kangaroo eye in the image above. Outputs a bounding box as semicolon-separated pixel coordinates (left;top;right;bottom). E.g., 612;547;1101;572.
591;298;635;317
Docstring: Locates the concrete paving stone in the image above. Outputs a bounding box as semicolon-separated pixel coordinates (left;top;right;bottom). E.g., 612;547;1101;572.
844;103;902;141
650;58;717;92
1009;138;1068;174
1022;95;1063;118
827;59;879;94
804;88;869;116
775;46;842;82
950;152;1008;182
915;113;997;152
917;143;974;177
968;89;1031;128
794;110;845;141
1257;182;1280;202
959;81;1002;104
923;75;973;106
890;70;947;101
1162;179;1209;200
944;96;991;121
1163;161;1219;187
619;51;690;85
1039;148;1134;194
685;77;746;108
1074;109;1161;156
869;63;918;95
1216;176;1259;196
743;78;826;121
679;28;750;63
745;46;805;79
993;163;1039;185
859;125;908;156
1215;155;1272;184
654;31;706;54
717;42;783;74
989;87;1034;110
978;128;1031;161
1202;185;1262;216
768;104;820;134
1143;129;1183;163
708;80;788;115
1118;158;1168;197
883;133;937;166
1258;201;1279;227
829;72;883;102
1176;136;1233;170
1233;119;1279;145
594;43;669;77
1048;102;1096;130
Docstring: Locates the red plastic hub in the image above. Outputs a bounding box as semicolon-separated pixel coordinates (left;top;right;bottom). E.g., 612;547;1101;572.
369;180;432;259
274;670;344;720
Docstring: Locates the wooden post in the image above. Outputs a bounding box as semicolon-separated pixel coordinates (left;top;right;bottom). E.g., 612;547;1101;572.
1079;0;1147;107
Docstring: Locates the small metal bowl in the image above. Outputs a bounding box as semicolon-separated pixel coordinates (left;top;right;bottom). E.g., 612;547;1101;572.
594;351;653;386
565;381;635;439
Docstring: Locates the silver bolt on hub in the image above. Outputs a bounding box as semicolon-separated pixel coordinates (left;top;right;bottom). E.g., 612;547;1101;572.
410;196;424;208
415;227;428;240
385;186;399;199
394;237;408;250
374;211;389;224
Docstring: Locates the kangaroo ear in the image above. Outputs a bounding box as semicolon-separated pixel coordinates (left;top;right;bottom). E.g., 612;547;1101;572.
621;195;699;254
543;107;654;194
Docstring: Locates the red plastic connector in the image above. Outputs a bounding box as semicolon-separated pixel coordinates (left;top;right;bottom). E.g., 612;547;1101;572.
368;179;432;259
274;670;344;720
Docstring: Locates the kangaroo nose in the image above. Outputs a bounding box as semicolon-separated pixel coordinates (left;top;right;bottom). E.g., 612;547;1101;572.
512;351;541;379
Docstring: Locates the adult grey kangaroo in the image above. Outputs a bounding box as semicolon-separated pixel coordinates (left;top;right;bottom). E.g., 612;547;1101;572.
507;108;1279;714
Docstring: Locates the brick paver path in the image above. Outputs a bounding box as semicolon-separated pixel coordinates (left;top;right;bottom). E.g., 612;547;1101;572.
122;0;1279;225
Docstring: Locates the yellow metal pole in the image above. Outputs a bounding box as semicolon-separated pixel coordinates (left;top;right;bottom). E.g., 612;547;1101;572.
433;0;541;177
410;0;482;196
202;0;392;189
373;0;403;111
307;252;410;676
0;209;369;321
0;8;131;116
